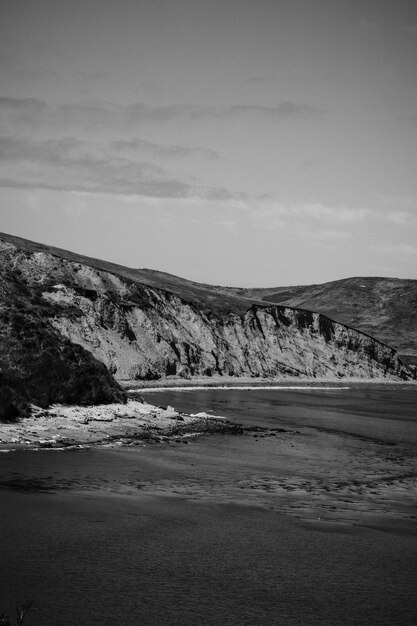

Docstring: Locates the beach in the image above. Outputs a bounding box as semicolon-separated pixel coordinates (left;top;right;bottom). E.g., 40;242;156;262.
0;397;239;451
1;382;417;624
3;376;404;451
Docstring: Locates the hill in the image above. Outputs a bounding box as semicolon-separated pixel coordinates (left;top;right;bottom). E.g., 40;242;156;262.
0;232;413;418
0;266;126;420
0;232;261;317
216;278;417;363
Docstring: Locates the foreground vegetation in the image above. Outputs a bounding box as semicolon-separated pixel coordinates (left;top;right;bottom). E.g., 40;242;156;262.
0;601;33;625
0;272;126;422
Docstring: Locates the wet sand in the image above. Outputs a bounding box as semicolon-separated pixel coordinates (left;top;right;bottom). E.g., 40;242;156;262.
1;384;417;624
133;384;417;530
1;384;417;529
1;486;417;626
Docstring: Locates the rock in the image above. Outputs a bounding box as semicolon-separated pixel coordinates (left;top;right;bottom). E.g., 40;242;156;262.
0;232;413;397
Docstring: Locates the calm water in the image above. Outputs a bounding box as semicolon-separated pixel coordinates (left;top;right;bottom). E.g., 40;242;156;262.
1;384;417;625
141;383;417;443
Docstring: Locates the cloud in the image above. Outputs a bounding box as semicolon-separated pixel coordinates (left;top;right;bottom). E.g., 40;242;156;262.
403;25;417;35
309;229;350;241
227;102;324;118
125;101;325;123
111;138;219;160
385;210;415;226
247;199;371;224
251;200;416;229
0;96;324;199
0;97;326;133
297;202;370;223
0;172;189;198
0;135;80;162
370;243;417;257
55;102;118;129
2;132;412;228
0;135;191;198
0;97;46;112
0;134;235;200
292;225;351;244
0;97;47;129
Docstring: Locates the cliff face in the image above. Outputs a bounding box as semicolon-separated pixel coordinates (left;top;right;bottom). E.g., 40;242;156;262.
0;268;126;420
220;277;417;363
0;235;411;383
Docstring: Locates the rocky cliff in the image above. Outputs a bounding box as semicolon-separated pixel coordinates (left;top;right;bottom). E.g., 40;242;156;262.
0;233;411;386
218;277;417;364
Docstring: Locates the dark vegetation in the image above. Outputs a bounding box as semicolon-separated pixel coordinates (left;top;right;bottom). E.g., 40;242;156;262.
0;272;126;422
0;601;33;625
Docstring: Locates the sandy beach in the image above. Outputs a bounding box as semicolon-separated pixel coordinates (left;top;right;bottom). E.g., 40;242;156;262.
0;398;239;451
1;383;417;625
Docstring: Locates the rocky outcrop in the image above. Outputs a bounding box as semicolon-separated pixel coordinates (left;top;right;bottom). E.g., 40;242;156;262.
220;277;417;364
0;234;411;383
0;244;126;420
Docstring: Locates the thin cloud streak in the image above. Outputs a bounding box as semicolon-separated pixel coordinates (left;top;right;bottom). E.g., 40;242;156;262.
1;133;414;227
0;135;191;198
370;243;417;256
0;97;326;132
246;199;371;224
0;176;190;197
0;134;233;199
0;133;218;163
0;97;47;128
111;139;219;160
126;102;326;123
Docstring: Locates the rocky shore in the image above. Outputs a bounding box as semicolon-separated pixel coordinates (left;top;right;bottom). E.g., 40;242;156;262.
2;378;415;452
0;399;242;451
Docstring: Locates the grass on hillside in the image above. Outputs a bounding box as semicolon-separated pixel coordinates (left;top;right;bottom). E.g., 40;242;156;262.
0;274;126;422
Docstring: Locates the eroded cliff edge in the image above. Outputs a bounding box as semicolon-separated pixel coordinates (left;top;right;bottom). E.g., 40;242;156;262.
0;235;411;387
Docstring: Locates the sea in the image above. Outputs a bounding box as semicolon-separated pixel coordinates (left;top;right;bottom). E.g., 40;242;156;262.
1;383;417;625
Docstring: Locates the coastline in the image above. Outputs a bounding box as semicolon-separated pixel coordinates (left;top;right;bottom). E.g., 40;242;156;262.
0;399;240;452
1;376;415;452
123;375;416;391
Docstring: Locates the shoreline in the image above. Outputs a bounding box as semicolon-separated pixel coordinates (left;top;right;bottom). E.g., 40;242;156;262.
133;384;352;393
0;399;241;452
1;376;415;452
122;375;416;391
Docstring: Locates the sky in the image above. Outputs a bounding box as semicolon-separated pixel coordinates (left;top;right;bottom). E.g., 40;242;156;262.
0;0;416;286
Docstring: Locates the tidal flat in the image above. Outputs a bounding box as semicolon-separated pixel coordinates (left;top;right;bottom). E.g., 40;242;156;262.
0;383;416;625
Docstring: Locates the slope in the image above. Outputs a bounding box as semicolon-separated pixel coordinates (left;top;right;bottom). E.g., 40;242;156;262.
217;278;417;362
0;232;411;392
